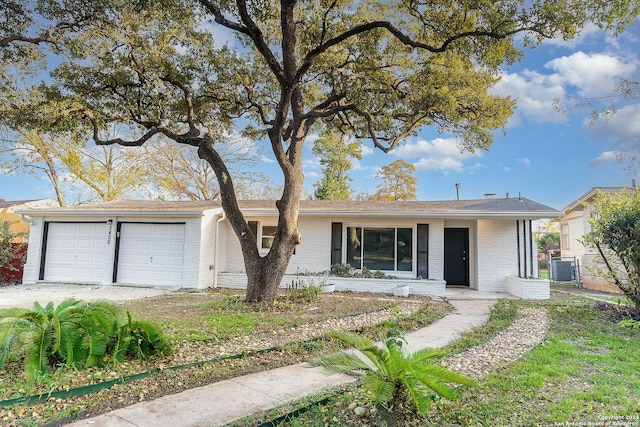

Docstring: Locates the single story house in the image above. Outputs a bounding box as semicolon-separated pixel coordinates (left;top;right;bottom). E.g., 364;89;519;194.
556;186;634;293
18;197;562;298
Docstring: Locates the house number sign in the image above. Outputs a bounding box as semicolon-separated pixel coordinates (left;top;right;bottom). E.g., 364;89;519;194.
107;222;113;245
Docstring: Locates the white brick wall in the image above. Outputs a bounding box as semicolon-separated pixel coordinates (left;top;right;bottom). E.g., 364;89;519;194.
476;219;516;292
220;215;446;281
506;276;550;299
21;218;44;285
217;273;446;297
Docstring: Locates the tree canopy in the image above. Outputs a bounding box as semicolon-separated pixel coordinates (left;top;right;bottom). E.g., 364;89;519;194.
582;189;640;309
2;0;639;302
312;132;362;200
370;159;417;201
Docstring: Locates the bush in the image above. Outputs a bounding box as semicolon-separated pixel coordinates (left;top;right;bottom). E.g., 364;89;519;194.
0;299;171;379
329;264;397;279
595;301;640;322
0;220;27;284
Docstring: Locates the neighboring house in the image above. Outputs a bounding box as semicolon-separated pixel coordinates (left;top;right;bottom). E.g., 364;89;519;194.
1;198;58;282
557;186;633;293
18;197;561;297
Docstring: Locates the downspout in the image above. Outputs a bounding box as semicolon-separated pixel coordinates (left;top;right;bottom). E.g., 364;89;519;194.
516;220;521;278
19;214;34;226
212;210;226;288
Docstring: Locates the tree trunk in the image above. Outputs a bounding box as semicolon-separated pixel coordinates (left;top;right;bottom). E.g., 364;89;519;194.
198;135;302;303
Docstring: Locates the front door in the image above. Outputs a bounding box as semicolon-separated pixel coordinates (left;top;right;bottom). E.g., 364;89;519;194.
444;228;469;286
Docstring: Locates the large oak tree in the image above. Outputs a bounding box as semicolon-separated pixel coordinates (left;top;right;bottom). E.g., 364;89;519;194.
3;0;639;302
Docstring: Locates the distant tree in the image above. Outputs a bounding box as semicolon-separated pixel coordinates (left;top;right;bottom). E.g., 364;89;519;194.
0;129;144;205
536;233;560;254
370;160;417;201
582;189;640;309
312;132;362;200
140;137;270;201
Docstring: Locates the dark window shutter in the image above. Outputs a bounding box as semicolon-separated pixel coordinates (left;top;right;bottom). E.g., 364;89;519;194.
248;221;258;241
331;222;343;266
417;224;429;279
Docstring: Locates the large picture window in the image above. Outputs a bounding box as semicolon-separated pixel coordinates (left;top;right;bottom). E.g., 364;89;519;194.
346;227;412;271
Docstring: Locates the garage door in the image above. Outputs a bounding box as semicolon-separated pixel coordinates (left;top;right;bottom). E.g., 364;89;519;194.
116;223;185;287
43;222;107;283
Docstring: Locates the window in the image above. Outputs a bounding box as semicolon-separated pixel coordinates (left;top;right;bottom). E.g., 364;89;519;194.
261;225;277;249
346;227;412;271
248;221;277;249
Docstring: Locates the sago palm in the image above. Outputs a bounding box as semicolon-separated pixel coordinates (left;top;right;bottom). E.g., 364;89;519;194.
309;330;475;415
0;298;170;379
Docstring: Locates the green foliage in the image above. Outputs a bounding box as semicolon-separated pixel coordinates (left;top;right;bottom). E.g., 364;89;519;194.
309;330;475;415
0;220;27;283
582;189;640;309
618;319;640;329
370;160;417;201
329;263;397;279
0;299;171;380
312;131;362;200
536;233;560;254
284;278;322;303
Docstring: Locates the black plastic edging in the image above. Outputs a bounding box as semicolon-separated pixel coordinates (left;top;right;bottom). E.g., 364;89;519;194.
0;336;327;409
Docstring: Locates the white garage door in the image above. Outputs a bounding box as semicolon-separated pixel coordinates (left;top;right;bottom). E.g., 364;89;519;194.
116;223;185;287
43;222;107;283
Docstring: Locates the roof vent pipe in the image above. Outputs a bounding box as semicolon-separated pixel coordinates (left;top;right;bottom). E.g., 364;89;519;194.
518;192;523;202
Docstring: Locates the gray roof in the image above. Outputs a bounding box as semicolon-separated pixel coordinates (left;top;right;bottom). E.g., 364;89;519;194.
19;197;562;219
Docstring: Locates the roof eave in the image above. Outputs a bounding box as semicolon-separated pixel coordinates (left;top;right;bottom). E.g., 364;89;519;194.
243;209;562;219
16;208;216;218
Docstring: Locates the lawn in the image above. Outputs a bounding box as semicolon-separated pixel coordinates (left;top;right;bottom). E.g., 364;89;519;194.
0;288;450;426
237;291;640;426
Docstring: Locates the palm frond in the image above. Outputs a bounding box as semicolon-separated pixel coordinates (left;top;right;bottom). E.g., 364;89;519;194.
408;347;444;363
308;351;372;374
415;364;476;387
363;373;396;404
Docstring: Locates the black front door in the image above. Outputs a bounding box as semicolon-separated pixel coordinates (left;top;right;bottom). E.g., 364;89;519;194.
444;228;469;286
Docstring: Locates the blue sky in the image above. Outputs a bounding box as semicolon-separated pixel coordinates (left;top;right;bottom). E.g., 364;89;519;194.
1;19;639;211
298;21;640;210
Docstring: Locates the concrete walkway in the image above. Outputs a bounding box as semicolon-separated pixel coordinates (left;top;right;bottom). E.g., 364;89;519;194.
68;295;500;427
0;283;171;309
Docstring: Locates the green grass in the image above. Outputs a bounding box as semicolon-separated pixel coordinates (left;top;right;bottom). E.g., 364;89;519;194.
258;295;640;426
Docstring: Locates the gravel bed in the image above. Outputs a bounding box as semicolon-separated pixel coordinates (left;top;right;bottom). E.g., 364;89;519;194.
442;306;550;378
164;300;425;366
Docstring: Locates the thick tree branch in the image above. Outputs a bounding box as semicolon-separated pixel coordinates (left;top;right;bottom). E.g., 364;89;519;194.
198;0;285;84
296;19;545;82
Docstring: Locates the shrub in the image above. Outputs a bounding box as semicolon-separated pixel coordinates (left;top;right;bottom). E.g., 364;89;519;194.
0;299;171;379
595;301;640;322
309;330;475;415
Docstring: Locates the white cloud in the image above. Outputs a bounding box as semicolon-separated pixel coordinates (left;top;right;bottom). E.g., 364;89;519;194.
492;70;566;123
504;166;511;172
518;158;531;168
545;52;637;97
260;155;275;163
590;150;620;166
359;143;374;156
393;137;482;172
584;103;640;149
542;22;602;48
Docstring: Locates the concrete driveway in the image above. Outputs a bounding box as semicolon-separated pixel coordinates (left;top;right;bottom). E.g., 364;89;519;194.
0;283;174;309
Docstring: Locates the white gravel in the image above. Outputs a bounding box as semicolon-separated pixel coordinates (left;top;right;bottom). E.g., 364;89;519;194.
442;306;550;378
